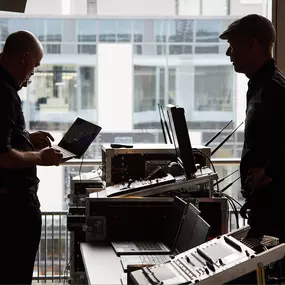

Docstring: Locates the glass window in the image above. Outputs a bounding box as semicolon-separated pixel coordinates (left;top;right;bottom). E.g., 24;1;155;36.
154;20;167;43
0;19;8;41
196;20;221;42
7;19;25;34
46;19;62;41
194;65;234;111
116;20;131;42
28;65;78;130
168;68;176;105
133;20;166;43
98;20;116;42
80;66;96;110
77;19;97;54
133;20;143;42
134;44;166;55
168;20;194;43
77;19;97;42
134;66;156;112
26;19;45;41
195;45;220;54
169;44;193;55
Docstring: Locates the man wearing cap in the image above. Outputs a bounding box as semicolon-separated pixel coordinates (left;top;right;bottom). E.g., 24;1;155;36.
220;14;285;242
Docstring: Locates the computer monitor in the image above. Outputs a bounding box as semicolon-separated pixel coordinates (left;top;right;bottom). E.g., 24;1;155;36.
166;104;197;179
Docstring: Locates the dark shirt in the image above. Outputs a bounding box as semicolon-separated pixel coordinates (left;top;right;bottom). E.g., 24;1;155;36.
240;58;285;196
0;65;40;198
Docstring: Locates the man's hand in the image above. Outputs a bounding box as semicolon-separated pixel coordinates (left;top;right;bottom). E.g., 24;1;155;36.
30;131;54;150
245;167;272;190
38;148;63;166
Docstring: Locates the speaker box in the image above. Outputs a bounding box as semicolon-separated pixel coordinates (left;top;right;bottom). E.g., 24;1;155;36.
0;0;27;13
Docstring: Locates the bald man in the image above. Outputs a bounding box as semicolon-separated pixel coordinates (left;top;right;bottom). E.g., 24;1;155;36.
0;31;63;284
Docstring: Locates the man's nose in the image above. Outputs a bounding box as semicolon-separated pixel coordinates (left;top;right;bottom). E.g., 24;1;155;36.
226;46;231;56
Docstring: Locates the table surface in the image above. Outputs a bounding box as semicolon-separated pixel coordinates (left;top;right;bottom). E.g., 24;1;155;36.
80;242;126;285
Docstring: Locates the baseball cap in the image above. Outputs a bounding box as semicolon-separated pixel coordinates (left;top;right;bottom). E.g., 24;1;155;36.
219;14;276;44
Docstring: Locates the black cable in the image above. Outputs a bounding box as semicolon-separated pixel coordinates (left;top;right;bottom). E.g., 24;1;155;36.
63;250;74;285
221;192;242;208
193;148;216;173
226;195;239;228
217;191;241;228
218;192;239;228
76;155;85;208
193;148;218;191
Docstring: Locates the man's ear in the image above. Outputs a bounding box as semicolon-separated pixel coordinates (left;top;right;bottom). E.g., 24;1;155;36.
20;51;29;64
249;38;258;50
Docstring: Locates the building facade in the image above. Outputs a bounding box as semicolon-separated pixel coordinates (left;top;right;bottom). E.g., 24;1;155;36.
0;0;271;210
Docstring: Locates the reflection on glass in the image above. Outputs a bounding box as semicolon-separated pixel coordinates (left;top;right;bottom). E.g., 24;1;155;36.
27;65;96;130
168;44;192;54
26;19;45;41
196;20;220;42
194;66;233;111
77;19;97;42
154;20;167;43
168;68;176;105
133;20;143;42
116;20;131;42
134;66;156;112
133;44;166;55
46;19;62;42
195;45;219;54
80;67;95;110
168;20;194;42
99;20;116;42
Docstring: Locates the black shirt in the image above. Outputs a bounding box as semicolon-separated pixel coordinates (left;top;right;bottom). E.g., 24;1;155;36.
240;58;285;192
0;65;40;194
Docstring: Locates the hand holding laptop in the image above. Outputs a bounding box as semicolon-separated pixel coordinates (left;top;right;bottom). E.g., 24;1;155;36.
37;147;63;166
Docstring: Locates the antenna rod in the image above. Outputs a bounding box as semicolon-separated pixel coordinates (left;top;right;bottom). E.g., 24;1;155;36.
220;177;240;192
205;120;233;147
158;103;167;144
213;169;239;187
160;105;173;144
211;122;244;156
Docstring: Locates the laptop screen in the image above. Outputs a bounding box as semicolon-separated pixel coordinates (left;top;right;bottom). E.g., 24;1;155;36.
166;104;197;179
188;215;210;249
163;196;188;249
174;203;200;253
58;117;102;158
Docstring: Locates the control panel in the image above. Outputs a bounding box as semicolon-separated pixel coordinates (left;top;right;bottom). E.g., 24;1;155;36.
130;233;285;285
106;173;176;197
102;167;217;198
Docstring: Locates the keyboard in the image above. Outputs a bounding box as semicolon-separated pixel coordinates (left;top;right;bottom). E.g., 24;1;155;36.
121;254;171;271
52;145;75;159
135;242;163;251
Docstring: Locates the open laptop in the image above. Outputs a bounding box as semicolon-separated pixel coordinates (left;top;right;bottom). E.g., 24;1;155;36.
111;196;188;256
52;117;102;161
120;203;211;271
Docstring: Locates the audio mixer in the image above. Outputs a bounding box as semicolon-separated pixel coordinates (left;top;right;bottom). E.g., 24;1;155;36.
130;230;285;285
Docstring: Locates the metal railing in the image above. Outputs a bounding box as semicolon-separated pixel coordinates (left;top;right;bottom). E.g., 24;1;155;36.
33;211;69;283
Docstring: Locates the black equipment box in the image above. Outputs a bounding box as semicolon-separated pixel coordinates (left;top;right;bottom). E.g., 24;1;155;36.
101;143;211;186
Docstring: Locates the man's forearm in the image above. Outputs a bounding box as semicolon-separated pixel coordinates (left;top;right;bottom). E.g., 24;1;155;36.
0;149;41;168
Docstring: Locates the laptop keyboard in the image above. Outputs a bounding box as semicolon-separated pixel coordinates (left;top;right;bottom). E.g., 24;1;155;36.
52;145;74;159
134;242;163;251
139;255;170;264
121;254;171;270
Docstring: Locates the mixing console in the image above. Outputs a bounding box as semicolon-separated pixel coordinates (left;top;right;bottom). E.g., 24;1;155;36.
130;232;285;285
